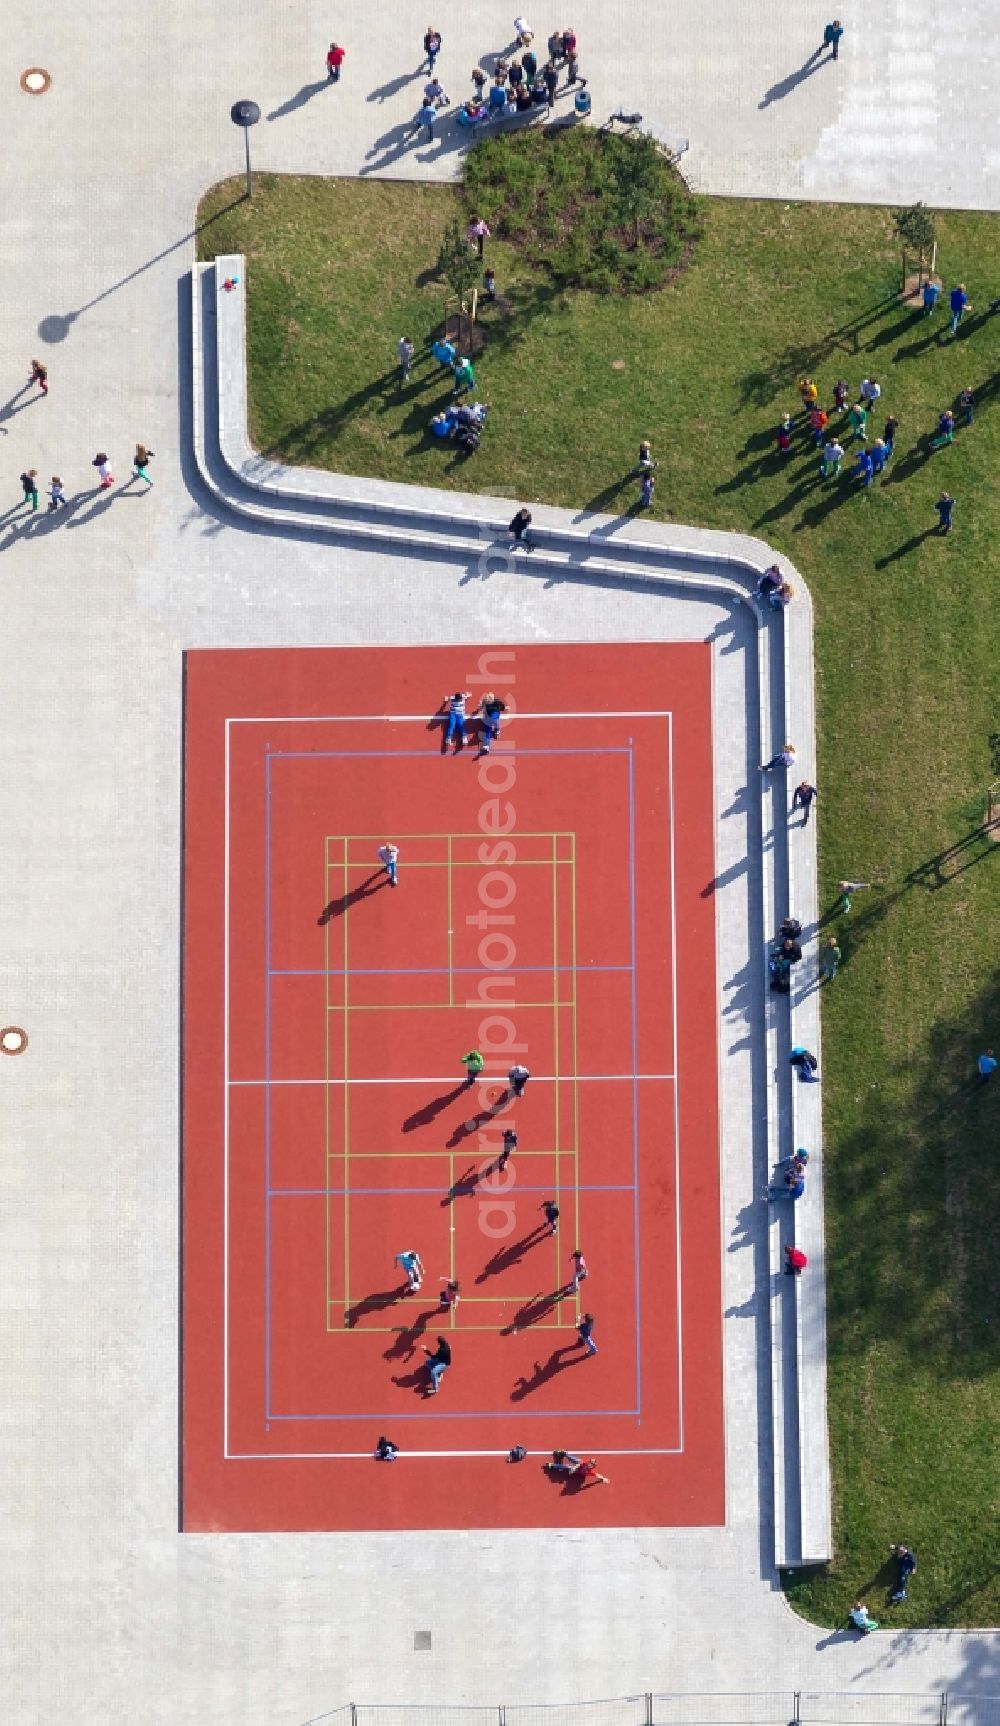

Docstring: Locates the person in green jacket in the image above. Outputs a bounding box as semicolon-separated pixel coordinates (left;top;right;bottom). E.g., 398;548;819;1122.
462;1049;484;1087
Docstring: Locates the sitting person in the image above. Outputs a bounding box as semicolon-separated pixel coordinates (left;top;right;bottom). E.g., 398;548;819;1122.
789;1045;820;1081
456;99;487;126
768;954;791;993
776;935;802;964
756;564;782;598
545;1449;581;1473
769;1167;806;1200
515;82;533;110
429;410;456;439
850;1602;879;1635
374;1434;399;1461
456;425;481;453
769;579;794;609
779;916;802;940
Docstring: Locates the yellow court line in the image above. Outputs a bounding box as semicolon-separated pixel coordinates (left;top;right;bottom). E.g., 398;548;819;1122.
328;1294;570;1306
328;1147;561;1159
328;832;576;841
570;834;582;1317
328;1318;577;1333
324;843;332;1315
343;847;350;1314
446;834;453;1006
326;859;576;871
551;832;563;1314
325;999;564;1012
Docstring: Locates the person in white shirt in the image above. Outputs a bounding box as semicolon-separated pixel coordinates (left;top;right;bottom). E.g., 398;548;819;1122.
513;15;533;44
377;842;399;887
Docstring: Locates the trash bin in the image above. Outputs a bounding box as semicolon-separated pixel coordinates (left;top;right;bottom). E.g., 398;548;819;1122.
574;88;592;117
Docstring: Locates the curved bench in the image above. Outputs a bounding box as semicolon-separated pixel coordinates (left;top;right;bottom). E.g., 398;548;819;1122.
190;251;831;1568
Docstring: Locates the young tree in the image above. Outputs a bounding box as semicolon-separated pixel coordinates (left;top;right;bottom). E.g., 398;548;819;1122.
607;132;664;250
893;202;936;287
437;218;481;345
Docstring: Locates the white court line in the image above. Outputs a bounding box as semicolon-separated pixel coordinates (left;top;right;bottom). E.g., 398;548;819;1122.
222;709;684;1459
226;1446;685;1460
229;711;674;724
228;1074;676;1086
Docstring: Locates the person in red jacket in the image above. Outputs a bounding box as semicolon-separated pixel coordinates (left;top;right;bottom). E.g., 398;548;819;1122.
326;42;345;81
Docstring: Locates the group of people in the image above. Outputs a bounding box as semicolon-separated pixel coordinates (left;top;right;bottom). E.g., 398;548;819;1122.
776;325;974;531
414;21;589;136
12;361;154;520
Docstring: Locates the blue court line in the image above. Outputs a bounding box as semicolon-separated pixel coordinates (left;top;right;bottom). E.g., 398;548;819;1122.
266;1406;639;1422
269;1183;637;1197
269;964;633;978
259;742;649;1434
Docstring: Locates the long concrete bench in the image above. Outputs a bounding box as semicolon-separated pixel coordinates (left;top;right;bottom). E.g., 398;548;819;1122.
190;251;832;1568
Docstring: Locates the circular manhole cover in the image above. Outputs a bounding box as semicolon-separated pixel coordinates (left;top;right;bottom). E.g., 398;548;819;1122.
20;67;51;95
0;1026;28;1055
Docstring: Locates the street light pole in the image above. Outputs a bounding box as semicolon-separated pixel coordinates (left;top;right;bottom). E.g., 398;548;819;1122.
230;100;261;200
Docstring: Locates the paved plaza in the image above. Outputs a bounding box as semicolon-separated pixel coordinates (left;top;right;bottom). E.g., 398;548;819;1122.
1;1;999;1722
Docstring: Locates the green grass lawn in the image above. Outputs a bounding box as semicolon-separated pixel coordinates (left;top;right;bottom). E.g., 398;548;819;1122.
197;173;1000;1627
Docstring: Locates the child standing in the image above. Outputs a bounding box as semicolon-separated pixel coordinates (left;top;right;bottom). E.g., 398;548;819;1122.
47;475;67;510
483;266;497;302
326;42;345;80
776;413;793;454
959;386;974;426
833;378;850;411
810;405;829;446
847;402;868;441
30;358;48;395
92;451;115;489
20;469;40;510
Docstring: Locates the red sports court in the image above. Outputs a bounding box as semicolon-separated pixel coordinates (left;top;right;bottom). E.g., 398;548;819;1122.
182;643;724;1530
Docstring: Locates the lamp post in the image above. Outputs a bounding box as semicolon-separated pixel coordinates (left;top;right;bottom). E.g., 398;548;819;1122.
230;99;261;199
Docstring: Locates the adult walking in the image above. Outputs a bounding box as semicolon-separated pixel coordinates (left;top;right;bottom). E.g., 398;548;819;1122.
423;26;442;72
509;1062;530;1096
823;18;844;58
397;335;414;387
326;42;345;81
949;283;970;336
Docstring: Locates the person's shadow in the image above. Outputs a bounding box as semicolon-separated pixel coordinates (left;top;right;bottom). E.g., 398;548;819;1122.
267;80;330;122
367;71;423;104
0;382;39;425
392;1361;437;1397
445;1095;510;1147
344;1283;408;1327
477;1225;550;1283
501;1287;565;1333
383;1307;436;1360
759;47;827;108
403;1080;467;1132
318;871;386;923
510;1343;587;1400
441;1163;482;1203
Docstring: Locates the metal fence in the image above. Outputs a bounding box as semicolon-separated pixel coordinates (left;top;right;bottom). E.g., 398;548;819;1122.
302;1696;1000;1726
